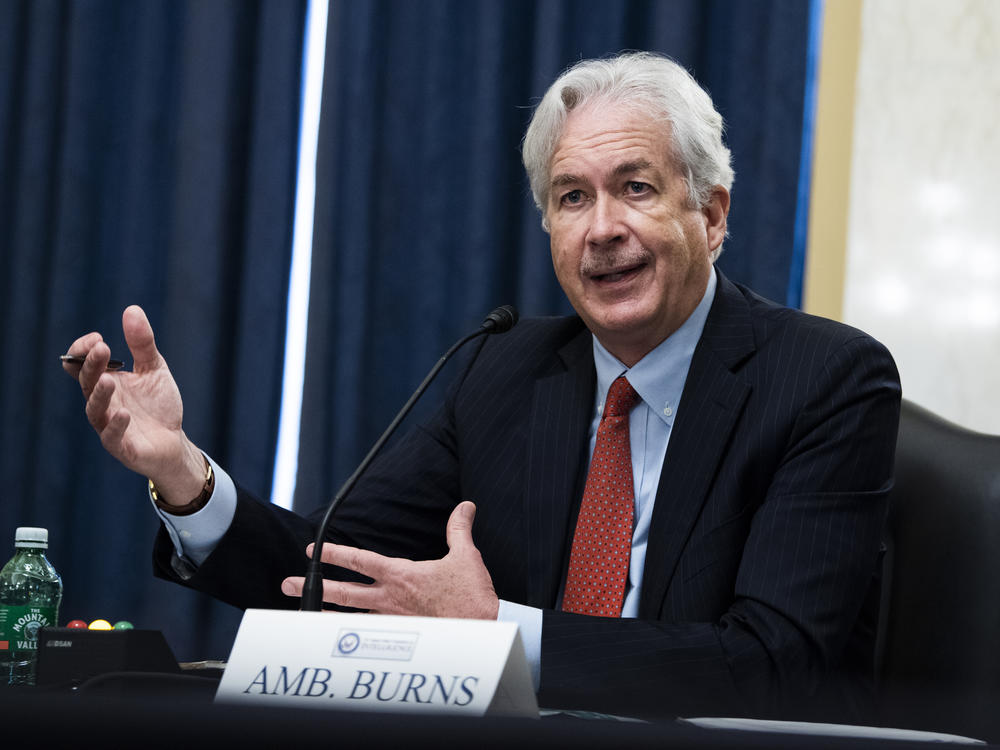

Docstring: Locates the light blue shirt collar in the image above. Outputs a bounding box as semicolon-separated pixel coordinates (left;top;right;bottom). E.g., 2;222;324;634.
592;266;717;425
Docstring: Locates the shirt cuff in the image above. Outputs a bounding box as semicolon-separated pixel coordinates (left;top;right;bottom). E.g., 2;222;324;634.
497;599;542;692
151;454;237;568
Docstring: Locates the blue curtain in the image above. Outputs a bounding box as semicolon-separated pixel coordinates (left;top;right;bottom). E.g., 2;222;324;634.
1;0;813;662
294;0;813;514
0;0;304;659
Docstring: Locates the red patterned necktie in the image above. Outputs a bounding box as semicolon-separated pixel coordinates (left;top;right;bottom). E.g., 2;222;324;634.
561;375;640;617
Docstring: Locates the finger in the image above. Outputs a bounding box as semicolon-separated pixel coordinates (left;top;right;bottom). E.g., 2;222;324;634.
78;340;112;399
281;576;382;611
308;543;395;580
84;372;117;432
62;332;104;378
319;580;381;611
99;408;131;456
445;501;477;553
122;305;161;373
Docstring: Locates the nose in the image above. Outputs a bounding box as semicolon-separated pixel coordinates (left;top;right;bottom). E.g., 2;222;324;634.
585;194;626;247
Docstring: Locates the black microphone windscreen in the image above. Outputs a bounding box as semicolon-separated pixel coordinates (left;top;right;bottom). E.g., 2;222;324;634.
481;305;518;334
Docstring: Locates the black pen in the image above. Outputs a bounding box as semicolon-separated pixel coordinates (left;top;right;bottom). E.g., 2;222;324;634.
60;354;125;371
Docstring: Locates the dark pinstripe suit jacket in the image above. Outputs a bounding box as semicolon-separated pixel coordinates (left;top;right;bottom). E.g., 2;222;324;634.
156;270;901;720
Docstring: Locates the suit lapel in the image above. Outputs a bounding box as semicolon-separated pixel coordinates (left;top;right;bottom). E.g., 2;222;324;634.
524;324;595;608
639;272;755;617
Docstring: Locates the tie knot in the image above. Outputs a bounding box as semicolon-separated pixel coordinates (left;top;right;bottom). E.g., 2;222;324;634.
604;376;640;418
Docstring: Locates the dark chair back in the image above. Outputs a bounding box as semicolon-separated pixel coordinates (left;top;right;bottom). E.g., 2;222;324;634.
877;400;1000;739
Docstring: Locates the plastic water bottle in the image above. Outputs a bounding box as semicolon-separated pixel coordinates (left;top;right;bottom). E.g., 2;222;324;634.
0;527;63;686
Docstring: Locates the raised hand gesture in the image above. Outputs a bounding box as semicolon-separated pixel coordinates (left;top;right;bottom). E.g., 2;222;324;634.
63;305;206;505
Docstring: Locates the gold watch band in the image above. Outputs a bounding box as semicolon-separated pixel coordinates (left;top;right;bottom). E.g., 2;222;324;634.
149;456;215;516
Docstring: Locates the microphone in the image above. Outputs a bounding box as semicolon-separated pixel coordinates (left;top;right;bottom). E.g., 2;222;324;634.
300;305;519;611
480;305;518;334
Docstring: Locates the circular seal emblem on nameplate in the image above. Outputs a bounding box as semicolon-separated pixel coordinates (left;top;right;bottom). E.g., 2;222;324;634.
337;632;360;654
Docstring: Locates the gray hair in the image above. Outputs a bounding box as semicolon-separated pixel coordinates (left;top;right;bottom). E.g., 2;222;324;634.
522;51;734;230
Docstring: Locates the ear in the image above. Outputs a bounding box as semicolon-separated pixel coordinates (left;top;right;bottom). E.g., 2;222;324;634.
703;186;730;253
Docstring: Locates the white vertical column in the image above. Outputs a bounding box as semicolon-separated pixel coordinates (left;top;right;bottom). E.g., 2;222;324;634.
271;0;330;509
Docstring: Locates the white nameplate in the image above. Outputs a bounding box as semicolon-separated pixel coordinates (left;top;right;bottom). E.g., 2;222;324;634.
215;609;538;718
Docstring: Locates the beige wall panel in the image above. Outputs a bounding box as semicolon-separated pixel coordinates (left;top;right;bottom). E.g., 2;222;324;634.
842;0;1000;433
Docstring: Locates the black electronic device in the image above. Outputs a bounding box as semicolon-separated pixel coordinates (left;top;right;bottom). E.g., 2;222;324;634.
35;626;182;690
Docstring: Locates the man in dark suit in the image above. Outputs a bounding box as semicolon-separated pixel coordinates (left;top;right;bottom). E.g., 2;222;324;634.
65;52;900;720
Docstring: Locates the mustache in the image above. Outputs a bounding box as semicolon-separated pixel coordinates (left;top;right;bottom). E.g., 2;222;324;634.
580;249;650;277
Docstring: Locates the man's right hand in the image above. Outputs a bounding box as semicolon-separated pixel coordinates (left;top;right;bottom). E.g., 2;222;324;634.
63;305;206;508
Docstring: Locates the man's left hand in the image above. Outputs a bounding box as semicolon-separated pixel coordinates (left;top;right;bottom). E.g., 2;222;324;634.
280;501;499;619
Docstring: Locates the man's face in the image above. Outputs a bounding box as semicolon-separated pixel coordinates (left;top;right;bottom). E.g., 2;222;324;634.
546;103;728;366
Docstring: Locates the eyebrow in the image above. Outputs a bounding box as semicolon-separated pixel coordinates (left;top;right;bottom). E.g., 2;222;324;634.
550;172;582;189
612;159;654;178
549;159;656;190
